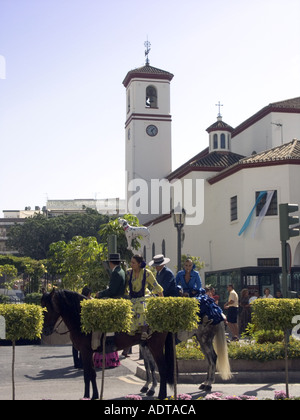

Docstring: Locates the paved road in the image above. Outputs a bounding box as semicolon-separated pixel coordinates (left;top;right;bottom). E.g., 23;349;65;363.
0;344;299;400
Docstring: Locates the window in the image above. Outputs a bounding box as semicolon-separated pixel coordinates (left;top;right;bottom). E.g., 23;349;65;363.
152;243;156;258
213;134;218;149
256;191;278;216
162;239;166;256
127;91;130;113
230;196;238;221
146;85;157;108
221;133;226;149
257;258;279;267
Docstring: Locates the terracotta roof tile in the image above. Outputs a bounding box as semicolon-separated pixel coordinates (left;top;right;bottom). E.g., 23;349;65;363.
206;119;234;133
208;139;300;185
168;148;244;180
240;139;300;163
191;151;244;168
123;64;174;87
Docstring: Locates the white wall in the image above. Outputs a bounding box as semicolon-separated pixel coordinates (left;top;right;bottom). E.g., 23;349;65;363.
232;112;300;157
147;163;300;281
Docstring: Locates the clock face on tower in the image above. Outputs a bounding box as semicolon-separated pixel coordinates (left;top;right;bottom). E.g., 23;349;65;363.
146;124;158;137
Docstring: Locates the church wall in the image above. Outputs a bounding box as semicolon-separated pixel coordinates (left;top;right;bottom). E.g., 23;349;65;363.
147;163;300;284
231;114;273;157
231;112;300;157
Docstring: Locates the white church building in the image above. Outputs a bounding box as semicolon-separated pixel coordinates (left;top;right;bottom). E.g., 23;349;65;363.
123;60;300;304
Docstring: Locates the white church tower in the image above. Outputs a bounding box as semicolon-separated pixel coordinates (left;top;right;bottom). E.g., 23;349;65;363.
123;42;174;223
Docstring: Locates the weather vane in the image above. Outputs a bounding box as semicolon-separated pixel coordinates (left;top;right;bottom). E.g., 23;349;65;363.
215;101;223;118
144;39;151;65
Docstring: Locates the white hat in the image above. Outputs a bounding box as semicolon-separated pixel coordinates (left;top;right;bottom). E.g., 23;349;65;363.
148;254;170;267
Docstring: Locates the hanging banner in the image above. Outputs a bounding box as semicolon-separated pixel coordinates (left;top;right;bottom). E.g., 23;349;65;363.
238;191;267;236
252;190;275;238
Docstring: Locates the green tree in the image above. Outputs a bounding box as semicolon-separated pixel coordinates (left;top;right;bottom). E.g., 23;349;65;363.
0;264;18;289
47;236;107;292
99;214;142;262
0;256;46;293
7;211;110;259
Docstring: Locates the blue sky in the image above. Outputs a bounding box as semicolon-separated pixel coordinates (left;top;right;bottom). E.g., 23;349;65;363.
0;0;299;215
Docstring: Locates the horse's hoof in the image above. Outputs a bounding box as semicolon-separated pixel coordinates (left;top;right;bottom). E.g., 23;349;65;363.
140;386;149;394
199;384;212;392
146;389;155;397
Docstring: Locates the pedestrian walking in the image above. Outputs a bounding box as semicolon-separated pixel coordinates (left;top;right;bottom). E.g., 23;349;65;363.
224;284;239;341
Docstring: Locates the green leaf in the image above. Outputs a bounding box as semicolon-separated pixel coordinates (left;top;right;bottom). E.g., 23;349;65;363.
80;299;133;333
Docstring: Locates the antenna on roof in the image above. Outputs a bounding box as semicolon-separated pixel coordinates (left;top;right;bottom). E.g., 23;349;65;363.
144;38;151;66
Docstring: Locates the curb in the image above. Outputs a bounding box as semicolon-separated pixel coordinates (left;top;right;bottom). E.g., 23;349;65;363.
136;364;300;385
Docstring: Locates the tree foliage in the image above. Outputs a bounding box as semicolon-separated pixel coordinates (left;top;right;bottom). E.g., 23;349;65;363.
99;214;142;263
7;210;110;260
47;236;108;292
0;265;18;289
0;255;46;293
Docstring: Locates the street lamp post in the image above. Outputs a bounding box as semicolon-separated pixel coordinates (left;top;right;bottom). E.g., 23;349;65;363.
172;206;186;271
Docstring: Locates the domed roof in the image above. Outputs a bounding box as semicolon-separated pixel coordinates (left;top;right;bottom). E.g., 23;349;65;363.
206;116;234;133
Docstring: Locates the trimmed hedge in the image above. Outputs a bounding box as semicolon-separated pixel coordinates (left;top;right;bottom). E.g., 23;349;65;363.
0;304;44;341
251;298;300;331
80;299;133;333
146;297;199;333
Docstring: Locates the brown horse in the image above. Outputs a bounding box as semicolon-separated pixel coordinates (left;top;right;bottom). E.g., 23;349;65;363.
41;289;174;400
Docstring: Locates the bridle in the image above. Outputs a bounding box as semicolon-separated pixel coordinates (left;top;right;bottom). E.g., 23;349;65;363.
52;317;70;335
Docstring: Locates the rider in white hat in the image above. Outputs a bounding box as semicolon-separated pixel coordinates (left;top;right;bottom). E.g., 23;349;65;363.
148;254;178;297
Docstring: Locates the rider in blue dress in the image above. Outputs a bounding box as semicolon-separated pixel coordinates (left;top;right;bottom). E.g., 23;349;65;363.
176;258;202;297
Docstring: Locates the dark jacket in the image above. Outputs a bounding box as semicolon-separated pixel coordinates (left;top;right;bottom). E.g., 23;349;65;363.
98;265;126;298
156;266;178;297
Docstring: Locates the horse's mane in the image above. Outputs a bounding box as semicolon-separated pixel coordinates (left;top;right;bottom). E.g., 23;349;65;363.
54;290;87;329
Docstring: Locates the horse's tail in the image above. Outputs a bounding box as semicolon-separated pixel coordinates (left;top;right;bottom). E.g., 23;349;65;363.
213;322;232;380
164;332;175;386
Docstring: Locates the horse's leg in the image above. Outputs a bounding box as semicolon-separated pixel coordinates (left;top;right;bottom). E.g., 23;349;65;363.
143;345;157;397
147;353;157;397
147;333;169;400
81;349;99;400
140;345;150;394
195;325;217;392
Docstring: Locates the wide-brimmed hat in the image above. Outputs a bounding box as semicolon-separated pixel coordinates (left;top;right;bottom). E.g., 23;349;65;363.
148;254;170;267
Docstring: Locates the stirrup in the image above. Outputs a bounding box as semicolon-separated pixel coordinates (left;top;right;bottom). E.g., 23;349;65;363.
141;331;149;341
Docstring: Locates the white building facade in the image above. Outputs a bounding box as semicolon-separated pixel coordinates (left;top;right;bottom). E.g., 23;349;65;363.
123;60;300;303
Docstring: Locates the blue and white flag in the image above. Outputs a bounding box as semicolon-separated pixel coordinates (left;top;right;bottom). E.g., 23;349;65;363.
252;190;275;238
238;191;267;236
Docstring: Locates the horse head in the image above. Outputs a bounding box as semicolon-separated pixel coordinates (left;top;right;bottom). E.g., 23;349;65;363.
41;289;61;336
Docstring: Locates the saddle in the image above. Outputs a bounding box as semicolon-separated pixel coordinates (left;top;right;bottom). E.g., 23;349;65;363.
91;331;117;354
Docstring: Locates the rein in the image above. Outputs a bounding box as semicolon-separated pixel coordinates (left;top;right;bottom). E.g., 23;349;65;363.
53;317;70;335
